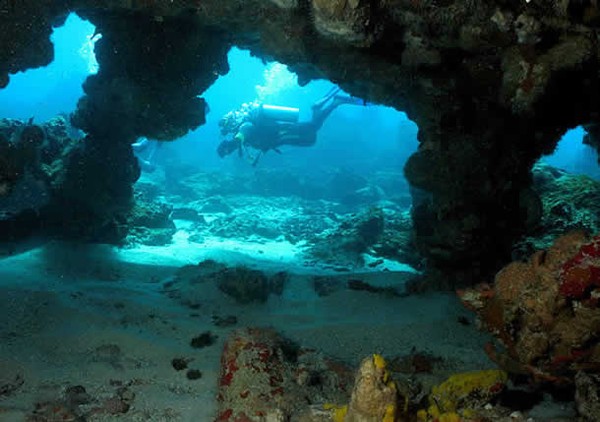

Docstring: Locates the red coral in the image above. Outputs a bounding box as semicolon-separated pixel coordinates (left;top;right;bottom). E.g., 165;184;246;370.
550;348;592;369
559;235;600;299
219;341;239;387
216;408;233;421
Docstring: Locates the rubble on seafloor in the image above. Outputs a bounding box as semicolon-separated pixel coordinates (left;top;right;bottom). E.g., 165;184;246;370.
162;260;287;306
135;169;420;270
215;327;354;421
214;328;573;422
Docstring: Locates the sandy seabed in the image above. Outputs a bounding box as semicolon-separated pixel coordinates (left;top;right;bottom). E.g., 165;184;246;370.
0;230;492;421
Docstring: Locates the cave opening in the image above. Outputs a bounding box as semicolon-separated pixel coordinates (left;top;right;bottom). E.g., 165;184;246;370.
0;13;98;121
134;46;420;270
538;126;600;180
512;125;600;263
0;12;421;274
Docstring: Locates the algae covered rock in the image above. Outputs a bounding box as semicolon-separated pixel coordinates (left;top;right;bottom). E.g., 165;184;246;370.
345;354;400;422
216;266;288;304
311;0;380;46
575;371;600;420
372;208;420;268
419;369;507;421
167;260;287;304
125;197;175;246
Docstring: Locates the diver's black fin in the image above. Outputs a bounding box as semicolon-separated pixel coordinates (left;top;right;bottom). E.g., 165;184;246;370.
313;87;343;111
334;95;368;107
324;86;342;101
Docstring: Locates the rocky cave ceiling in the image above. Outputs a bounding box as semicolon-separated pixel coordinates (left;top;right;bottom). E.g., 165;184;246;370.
2;0;600;284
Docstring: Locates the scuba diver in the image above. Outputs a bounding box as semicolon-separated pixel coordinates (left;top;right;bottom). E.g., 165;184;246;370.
132;138;163;172
217;87;366;166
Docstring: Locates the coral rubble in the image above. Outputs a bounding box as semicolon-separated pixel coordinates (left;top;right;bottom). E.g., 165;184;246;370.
216;328;353;421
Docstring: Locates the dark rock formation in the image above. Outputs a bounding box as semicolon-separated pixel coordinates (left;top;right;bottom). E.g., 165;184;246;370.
0;1;67;88
2;0;600;283
0;117;180;243
71;10;229;142
584;124;600;163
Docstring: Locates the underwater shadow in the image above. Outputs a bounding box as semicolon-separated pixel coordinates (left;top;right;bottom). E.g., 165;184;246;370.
38;241;180;284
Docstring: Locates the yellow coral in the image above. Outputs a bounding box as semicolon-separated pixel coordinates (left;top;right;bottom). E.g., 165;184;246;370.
383;403;396;422
427;403;441;419
430;369;507;413
373;354;393;385
373;353;387;369
323;403;348;422
438;412;461;422
418;369;507;420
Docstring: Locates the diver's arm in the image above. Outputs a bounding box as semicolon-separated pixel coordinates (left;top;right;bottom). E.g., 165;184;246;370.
236;122;265;164
132;138;150;152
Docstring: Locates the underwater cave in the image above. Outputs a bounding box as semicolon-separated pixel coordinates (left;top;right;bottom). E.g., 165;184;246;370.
1;1;600;420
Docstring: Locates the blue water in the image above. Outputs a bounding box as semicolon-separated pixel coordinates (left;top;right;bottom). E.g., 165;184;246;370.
540;126;600;179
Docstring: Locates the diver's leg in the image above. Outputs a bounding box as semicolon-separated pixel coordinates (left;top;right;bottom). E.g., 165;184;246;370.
310;91;369;130
333;93;368;106
310;98;345;131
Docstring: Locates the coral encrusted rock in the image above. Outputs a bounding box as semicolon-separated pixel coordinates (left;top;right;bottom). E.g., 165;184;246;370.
345;354;399;422
459;231;600;384
216;328;353;421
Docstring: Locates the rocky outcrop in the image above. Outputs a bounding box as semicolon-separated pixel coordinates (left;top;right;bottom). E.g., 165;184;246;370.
2;0;600;282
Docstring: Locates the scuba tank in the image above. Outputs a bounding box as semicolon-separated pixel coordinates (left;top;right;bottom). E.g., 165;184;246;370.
257;104;300;123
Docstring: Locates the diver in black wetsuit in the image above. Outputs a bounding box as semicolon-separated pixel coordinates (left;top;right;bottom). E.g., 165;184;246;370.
217;87;365;165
